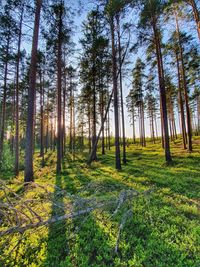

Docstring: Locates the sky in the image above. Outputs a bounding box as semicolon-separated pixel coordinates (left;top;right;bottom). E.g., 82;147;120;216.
70;1;155;138
1;0;200;139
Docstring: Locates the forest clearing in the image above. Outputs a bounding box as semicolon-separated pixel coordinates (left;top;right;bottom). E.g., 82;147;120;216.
0;138;200;266
0;0;200;266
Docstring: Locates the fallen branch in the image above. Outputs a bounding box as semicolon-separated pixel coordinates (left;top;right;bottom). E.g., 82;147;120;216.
0;202;106;237
0;180;155;239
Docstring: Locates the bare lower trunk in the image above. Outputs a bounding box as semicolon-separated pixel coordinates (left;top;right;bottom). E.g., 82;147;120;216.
175;13;192;152
116;14;126;164
24;0;42;182
0;37;10;165
111;17;121;170
152;18;172;162
15;6;24;176
39;71;44;167
56;4;63;174
91;72;97;161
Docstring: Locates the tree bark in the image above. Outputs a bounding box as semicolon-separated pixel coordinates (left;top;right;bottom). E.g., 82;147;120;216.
116;14;126;164
15;5;24;176
175;13;192;151
0;36;10;165
188;0;200;41
56;3;63;174
24;0;42;182
39;70;45;167
152;17;172;162
175;52;187;148
110;17;121;170
69;75;73;152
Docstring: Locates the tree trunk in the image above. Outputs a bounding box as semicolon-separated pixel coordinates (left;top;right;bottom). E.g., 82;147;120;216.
108;109;111;150
175;52;187;148
45;88;49;153
151;108;155;144
175;13;192;152
63;62;67;156
56;3;63;174
87;89;114;164
110;17;121;170
197;95;200;135
91;67;97;160
141;102;146;147
188;0;200;41
152;18;172;162
0;36;10;166
72;89;75;160
69;76;73;152
24;0;42;183
88;108;91;153
116;14;126;164
132;106;136;144
101;89;105;155
15;5;24;176
39;70;45;167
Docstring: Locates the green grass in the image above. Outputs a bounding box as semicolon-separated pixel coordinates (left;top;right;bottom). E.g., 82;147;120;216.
0;137;200;266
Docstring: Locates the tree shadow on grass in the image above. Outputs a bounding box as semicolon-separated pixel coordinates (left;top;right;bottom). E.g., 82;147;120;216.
109;195;200;267
65;213;118;267
44;159;118;266
44;173;71;266
44;155;95;266
97;149;200;199
65;195;200;267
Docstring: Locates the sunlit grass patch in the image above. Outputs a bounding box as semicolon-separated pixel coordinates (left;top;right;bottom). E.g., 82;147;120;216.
0;138;200;266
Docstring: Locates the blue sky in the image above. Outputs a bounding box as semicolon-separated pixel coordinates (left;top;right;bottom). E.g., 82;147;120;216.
2;0;199;139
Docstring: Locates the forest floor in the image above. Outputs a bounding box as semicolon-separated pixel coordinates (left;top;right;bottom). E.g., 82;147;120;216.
0;137;200;267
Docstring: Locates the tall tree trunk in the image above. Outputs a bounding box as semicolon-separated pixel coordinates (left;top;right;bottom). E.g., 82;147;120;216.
141;101;146;147
132;106;136;144
39;70;44;167
155;114;159;140
152;18;172;162
116;14;126;164
50;117;53;150
139;106;142;146
160;101;165;148
56;3;63;174
188;0;200;41
0;36;10;166
108;109;111;150
197;95;200;135
101;89;105;155
11;88;15;155
176;52;187;148
72;89;75;160
15;5;24;175
110;17;121;170
91;68;97;160
69;76;73;152
88;108;91;153
45;87;49;153
63;63;67;156
24;0;42;183
175;13;192;152
151;108;155;144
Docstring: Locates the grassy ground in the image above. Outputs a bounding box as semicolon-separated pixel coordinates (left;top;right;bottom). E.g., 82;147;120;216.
0;137;200;267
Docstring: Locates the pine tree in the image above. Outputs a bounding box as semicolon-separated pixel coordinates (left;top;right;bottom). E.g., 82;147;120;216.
138;0;172;162
0;2;18;167
80;9;110;161
132;58;146;147
24;0;42;182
